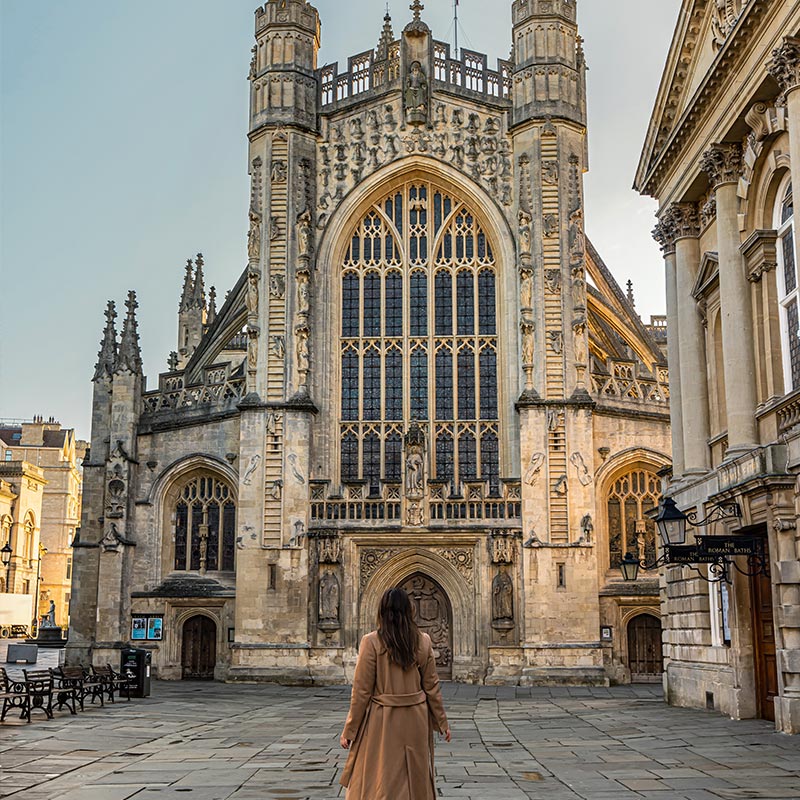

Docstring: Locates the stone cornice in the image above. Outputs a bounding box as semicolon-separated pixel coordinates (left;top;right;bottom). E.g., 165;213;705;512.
767;36;800;95
636;0;773;197
700;142;743;188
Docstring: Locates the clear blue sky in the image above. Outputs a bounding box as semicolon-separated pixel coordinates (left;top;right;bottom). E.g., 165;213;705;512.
0;0;680;440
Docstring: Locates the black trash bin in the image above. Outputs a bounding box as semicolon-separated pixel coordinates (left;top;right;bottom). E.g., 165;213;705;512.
121;647;152;698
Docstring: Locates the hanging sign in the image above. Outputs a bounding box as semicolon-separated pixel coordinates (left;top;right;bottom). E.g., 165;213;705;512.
696;535;761;557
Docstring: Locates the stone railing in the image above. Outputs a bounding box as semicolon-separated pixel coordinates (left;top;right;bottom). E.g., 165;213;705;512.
318;40;511;111
141;367;246;417
590;361;669;407
310;479;521;524
775;389;800;433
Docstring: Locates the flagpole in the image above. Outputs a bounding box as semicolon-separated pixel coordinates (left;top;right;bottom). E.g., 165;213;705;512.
454;0;459;59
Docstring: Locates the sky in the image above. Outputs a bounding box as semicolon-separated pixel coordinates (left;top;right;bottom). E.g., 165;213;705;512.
0;0;681;440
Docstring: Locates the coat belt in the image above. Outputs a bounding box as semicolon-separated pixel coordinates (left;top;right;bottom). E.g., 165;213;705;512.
371;691;426;708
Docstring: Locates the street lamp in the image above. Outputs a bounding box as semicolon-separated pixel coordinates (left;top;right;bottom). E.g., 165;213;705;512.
620;552;640;582
653;496;688;546
1;541;12;592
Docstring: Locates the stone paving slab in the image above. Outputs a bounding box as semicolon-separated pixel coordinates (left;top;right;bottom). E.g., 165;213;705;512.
0;682;798;799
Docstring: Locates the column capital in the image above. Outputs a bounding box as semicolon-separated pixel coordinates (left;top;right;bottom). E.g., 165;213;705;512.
665;202;701;241
652;217;678;256
700;142;743;188
767;37;800;96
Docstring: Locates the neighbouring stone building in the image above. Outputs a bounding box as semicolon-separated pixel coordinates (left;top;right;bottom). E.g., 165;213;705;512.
0;455;46;634
0;417;87;627
636;0;800;732
68;0;671;685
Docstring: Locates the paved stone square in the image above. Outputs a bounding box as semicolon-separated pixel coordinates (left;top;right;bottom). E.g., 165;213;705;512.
0;681;799;800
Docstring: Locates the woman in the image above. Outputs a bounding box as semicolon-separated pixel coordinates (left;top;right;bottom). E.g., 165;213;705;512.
339;587;451;799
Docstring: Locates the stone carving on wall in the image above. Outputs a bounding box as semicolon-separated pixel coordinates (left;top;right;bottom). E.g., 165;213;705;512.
554;474;568;496
269;273;285;299
359;547;401;589
520;267;533;310
518;154;532;214
287;452;305;485
317;534;342;564
573;316;588;388
316;101;513;228
105;464;125;519
542;159;559;185
521;321;535;367
270;216;281;241
712;0;751;50
768;38;800;95
490;531;520;564
246;271;260;318
242;454;261;486
549;330;563;355
568;209;585;266
524;452;545;486
435;548;474;586
295;324;310;388
544;269;561;294
699;143;743;188
271;159;287;182
101;523;122;553
297;209;312;258
318;570;341;628
492;570;514;628
270;335;285;360
296;273;310;316
571;264;586;312
569;452;592;486
580;513;594;542
246;325;259;389
543;214;558;237
247;208;262;262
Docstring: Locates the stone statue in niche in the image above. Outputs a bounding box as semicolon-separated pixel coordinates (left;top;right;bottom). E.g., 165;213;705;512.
404;421;426;500
521;322;535;365
247;327;258;371
246;272;259;316
297;210;312;258
492;571;514;627
297;273;310;316
520;268;533;309
247;208;262;261
569;208;585;264
296;326;310;374
580;513;594;542
518;209;532;256
573;318;588;365
404;61;428;126
318;571;340;624
571;266;586;310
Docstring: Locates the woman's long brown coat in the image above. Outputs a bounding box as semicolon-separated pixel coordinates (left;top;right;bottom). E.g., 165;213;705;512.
340;631;448;800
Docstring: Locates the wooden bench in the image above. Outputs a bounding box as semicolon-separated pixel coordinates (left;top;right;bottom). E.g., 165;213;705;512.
20;669;55;722
0;666;26;722
92;664;133;702
52;666;102;712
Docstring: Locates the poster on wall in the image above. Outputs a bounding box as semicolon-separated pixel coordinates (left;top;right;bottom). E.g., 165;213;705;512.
147;617;163;641
131;617;147;640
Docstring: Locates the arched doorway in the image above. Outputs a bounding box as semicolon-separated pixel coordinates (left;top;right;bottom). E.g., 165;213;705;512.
181;615;217;680
400;573;453;679
627;613;663;682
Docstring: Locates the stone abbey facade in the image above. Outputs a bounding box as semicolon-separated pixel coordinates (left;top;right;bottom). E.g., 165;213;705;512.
68;0;671;685
637;0;800;732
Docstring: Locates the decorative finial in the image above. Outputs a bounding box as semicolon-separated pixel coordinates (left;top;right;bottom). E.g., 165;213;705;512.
93;300;118;381
207;286;217;325
180;258;193;311
193;253;206;310
167;351;179;372
410;0;423;20
626;279;636;308
117;290;143;375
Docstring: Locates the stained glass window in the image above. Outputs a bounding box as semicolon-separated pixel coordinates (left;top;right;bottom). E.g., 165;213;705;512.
172;475;236;572
339;182;500;489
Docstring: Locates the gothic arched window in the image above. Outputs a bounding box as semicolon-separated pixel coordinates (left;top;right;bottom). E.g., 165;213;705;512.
172;475;236;572
607;468;661;570
340;182;500;493
775;177;798;391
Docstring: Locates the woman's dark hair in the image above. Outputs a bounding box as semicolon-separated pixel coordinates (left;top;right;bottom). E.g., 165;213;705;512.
377;587;419;669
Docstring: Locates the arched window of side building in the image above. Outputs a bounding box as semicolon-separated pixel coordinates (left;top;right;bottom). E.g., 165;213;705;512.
170;474;236;573
776;177;798;391
607;468;661;570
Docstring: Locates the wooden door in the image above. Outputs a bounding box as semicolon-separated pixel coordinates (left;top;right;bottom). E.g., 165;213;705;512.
401;573;453;679
751;567;778;721
627;614;663;681
181;615;216;680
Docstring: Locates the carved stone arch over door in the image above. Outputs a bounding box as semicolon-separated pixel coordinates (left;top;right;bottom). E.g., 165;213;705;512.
400;572;453;679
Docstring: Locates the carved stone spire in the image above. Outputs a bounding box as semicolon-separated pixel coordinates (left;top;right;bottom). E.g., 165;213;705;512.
179;259;193;311
93;301;118;381
207;286;217;325
626;280;636;309
767;37;800;95
116;291;143;375
192;253;206;311
376;10;394;59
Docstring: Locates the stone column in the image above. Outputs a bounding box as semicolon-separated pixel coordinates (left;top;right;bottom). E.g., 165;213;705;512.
653;219;685;477
700;143;758;454
670;203;710;473
767;37;800;735
768;38;800;280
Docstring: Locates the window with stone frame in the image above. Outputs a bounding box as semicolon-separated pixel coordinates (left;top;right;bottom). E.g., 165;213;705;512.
23;513;35;563
776;176;799;392
607;468;661;570
172;475;236;572
339;181;500;495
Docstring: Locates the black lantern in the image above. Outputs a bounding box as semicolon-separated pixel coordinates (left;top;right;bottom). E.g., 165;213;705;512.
620;552;640;582
0;541;11;568
654;496;688;546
